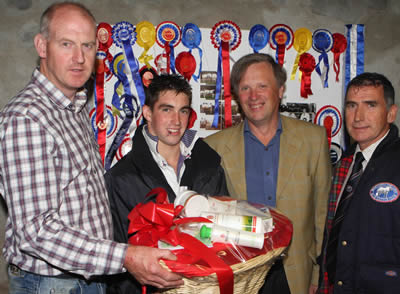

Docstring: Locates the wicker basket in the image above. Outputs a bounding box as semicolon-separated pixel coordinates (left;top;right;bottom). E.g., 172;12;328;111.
159;246;286;294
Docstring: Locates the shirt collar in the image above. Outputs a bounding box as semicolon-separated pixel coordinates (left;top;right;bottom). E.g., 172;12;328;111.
243;117;283;137
355;129;390;165
142;125;198;164
32;68;88;112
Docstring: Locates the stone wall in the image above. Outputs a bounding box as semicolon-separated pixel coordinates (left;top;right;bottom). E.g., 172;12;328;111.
0;0;399;291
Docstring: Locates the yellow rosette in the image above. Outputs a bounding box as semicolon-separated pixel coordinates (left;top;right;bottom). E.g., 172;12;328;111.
136;21;156;68
291;28;312;80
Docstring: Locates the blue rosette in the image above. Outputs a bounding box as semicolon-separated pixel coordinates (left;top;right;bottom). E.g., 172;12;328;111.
181;23;203;82
312;29;333;88
249;24;269;53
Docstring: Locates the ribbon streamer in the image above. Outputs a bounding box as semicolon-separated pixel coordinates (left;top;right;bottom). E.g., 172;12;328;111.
136;21;156;69
331;33;347;82
210;20;241;129
312;29;333;88
290;28;312;80
112;21;146;107
269;24;294;67
156;21;181;74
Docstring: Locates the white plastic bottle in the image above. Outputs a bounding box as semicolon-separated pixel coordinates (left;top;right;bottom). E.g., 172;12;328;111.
200;224;265;249
200;212;265;234
174;189;210;217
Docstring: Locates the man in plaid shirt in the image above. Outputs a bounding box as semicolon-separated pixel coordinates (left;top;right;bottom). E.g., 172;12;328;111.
0;2;183;293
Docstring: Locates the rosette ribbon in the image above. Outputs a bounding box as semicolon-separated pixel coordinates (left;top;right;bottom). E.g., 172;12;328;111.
181;23;203;82
128;188;234;294
95;22;114;164
156;21;181;74
112;21;146;107
248;24;269;53
211;20;242;128
331;33;347;82
298;53;316;98
136;21;156;69
269;24;294;67
105;53;140;170
97;22;114;77
94;51;107;164
175;51;196;81
290;28;312;80
312;29;333;88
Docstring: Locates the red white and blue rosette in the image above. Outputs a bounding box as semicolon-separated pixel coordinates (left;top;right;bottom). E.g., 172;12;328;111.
249;24;269;53
156;21;181;74
112;21;146;107
90;105;118;139
312;29;333;88
314;105;342;148
210;20;241;50
116;134;133;161
210;20;241;128
269;24;294;66
181;23;202;81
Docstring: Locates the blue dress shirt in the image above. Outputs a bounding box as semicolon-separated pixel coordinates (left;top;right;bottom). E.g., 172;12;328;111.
244;118;282;207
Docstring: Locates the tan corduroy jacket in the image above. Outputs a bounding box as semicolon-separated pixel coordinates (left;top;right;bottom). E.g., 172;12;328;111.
205;115;332;294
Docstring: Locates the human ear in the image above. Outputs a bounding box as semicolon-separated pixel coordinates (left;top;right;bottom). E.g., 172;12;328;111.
34;34;47;58
387;104;398;123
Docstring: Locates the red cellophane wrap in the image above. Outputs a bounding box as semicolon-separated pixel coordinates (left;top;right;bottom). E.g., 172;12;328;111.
128;188;293;294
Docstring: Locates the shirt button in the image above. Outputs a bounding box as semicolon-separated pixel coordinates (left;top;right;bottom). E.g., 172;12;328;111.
341;240;347;246
268;196;272;200
266;171;270;176
337;281;343;286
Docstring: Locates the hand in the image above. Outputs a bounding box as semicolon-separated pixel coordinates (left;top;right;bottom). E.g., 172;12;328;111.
309;284;318;294
123;245;184;289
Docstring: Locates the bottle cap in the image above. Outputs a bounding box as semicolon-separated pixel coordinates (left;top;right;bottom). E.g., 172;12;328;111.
200;225;211;239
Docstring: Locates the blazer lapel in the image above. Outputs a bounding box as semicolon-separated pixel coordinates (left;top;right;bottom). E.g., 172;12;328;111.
277;116;303;199
221;123;247;200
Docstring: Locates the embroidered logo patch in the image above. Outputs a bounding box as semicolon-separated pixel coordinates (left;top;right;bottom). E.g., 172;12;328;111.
370;182;400;203
385;270;398;277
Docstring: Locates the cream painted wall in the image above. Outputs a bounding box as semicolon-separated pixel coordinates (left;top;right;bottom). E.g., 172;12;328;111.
0;0;399;292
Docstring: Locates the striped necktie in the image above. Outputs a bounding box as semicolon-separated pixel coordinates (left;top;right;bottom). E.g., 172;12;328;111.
326;151;365;284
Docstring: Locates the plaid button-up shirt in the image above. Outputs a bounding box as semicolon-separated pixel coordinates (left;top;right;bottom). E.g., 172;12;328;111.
0;69;127;278
318;155;353;293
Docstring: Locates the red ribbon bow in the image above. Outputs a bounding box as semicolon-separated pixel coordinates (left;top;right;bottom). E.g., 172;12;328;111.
127;188;234;294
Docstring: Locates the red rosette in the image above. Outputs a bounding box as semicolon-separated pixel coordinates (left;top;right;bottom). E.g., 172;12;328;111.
332;33;348;82
187;108;197;129
299;53;316;98
210;20;242;51
299;52;316;73
97;22;113;50
175;51;196;81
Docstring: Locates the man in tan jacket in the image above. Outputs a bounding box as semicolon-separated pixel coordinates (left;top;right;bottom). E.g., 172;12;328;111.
205;53;332;294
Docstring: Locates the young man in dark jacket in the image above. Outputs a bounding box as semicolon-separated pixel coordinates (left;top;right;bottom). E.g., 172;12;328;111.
105;74;229;293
